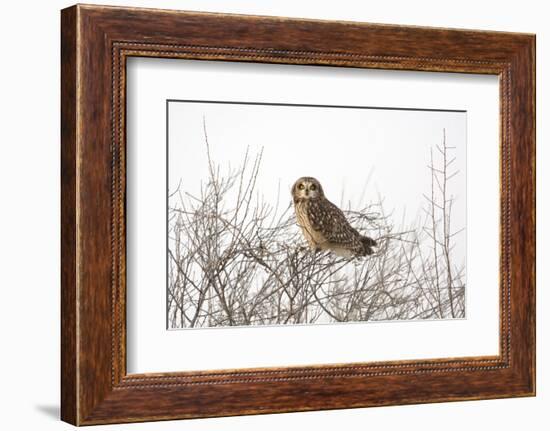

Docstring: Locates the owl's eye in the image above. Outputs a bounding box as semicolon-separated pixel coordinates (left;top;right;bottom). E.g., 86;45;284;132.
310;184;316;191
298;183;305;190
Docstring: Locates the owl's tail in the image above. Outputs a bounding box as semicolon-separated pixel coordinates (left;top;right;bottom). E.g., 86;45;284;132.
360;235;377;256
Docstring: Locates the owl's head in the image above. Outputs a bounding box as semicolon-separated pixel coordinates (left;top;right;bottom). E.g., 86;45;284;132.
291;177;325;202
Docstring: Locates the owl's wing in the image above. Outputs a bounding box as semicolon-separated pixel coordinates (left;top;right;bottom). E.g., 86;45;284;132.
307;199;359;246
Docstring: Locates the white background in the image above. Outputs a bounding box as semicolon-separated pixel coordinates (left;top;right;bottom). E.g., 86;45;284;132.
127;59;498;373
167;93;468;230
0;0;546;430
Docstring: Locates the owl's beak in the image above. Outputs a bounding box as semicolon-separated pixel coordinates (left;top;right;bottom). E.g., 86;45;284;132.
305;189;309;196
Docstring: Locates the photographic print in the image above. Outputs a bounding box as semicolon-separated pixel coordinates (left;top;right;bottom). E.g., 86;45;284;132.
167;100;466;329
61;7;535;423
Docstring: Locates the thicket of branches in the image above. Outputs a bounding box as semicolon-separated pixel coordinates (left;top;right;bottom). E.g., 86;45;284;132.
167;128;465;328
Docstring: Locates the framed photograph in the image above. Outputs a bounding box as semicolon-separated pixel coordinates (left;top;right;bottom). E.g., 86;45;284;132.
61;4;535;425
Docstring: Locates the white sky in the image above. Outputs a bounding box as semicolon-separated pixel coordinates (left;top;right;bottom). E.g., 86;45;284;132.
168;102;466;261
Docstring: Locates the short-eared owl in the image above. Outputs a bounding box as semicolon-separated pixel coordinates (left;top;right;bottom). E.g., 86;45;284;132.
291;177;377;258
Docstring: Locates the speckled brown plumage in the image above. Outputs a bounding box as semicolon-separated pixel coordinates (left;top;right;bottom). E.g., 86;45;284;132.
292;177;376;257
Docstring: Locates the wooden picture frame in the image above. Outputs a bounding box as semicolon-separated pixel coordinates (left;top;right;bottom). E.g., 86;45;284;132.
61;4;535;425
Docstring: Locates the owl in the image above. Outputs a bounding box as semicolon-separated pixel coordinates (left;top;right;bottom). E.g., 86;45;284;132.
291;177;377;258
